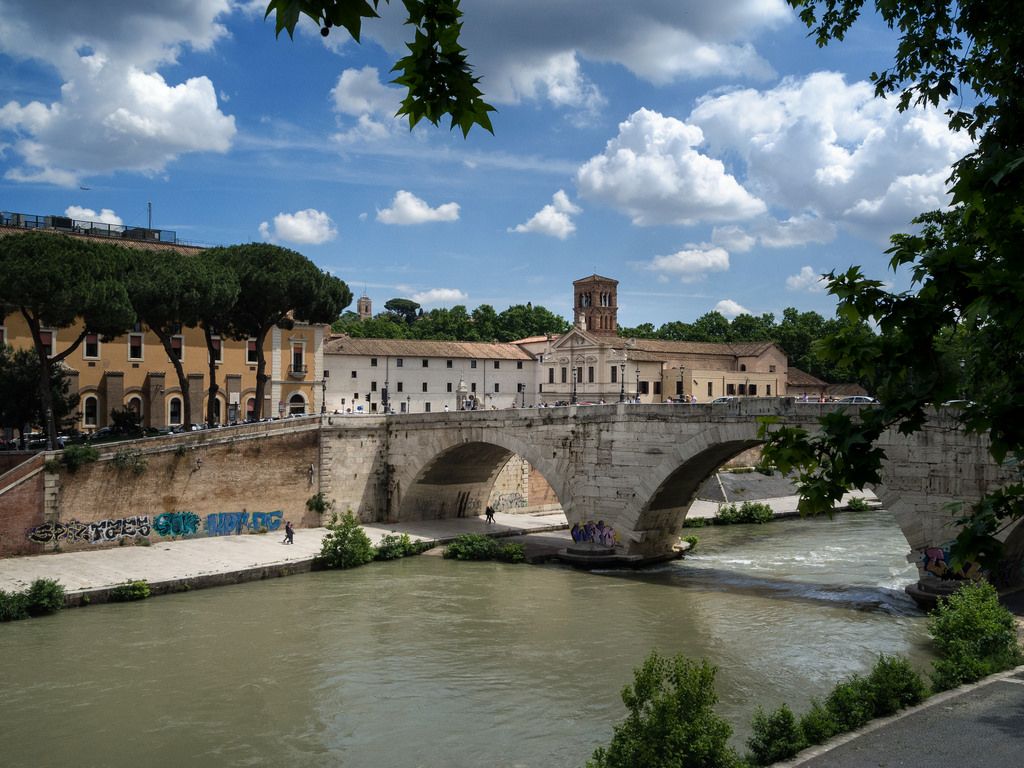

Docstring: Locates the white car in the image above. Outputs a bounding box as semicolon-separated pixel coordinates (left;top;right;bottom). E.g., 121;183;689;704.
711;396;737;404
836;395;879;404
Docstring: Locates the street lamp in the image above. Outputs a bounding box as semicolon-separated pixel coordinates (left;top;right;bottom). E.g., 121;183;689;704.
406;395;411;413
320;369;329;414
571;367;578;404
619;356;626;402
635;365;641;403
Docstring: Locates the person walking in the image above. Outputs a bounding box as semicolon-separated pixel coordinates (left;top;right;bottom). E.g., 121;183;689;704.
283;520;294;544
485;506;495;524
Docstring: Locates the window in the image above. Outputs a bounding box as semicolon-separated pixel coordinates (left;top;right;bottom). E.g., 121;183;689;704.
128;333;143;361
494;361;500;369
749;384;758;396
291;342;305;373
169;397;183;426
494;383;500;393
354;393;359;401
39;329;56;358
371;381;378;392
517;383;525;393
516;361;523;369
247;338;258;364
740;364;747;372
170;334;184;361
424;402;431;413
576;367;583;384
446;359;453;368
707;382;713;397
471;382;477;393
397;382;404;393
422;359;429;368
83;333;99;359
447;382;453;392
371;357;378;367
769;365;776;373
610;366;617;383
560;367;566;383
548;368;555;384
588;366;594;383
766;385;771;396
210;335;222;363
738;384;746;395
351;370;357;378
246;398;255;420
289;393;306;415
640;381;649;395
400;402;407;413
83;395;99;427
470;360;477;369
211;397;222;424
422;382;428;392
727;383;736;395
397;358;403;367
654;382;661;395
676;380;683;395
127;396;143;419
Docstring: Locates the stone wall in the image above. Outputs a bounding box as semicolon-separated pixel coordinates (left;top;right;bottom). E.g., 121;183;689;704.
0;455;46;556
319;415;388;523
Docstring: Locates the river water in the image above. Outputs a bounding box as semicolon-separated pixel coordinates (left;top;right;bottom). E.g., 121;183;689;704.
0;510;931;768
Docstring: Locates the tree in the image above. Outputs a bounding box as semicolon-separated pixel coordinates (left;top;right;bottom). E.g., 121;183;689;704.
213;243;352;420
383;298;421;325
470;303;499;341
587;651;740;768
761;1;1024;569
197;261;241;426
125;251;233;429
688;312;731;343
265;0;494;136
495;303;571;341
0;233;135;448
413;304;475;340
0;345;78;441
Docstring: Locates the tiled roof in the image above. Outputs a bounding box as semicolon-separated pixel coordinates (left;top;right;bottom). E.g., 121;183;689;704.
787;367;827;386
624;339;776;358
325;336;534;360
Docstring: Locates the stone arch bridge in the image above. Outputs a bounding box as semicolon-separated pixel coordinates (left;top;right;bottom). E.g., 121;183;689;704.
321;399;1019;585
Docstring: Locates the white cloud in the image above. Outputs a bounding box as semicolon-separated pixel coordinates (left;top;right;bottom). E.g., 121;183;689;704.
509;189;581;239
577;108;766;226
258;209;337;244
689;72;974;241
65;206;122;226
377;190;460;225
714;299;750;318
711;225;756;253
786;266;828;293
0;1;236;185
642;244;730;283
411;287;468;305
331;66;401;117
496;51;605;112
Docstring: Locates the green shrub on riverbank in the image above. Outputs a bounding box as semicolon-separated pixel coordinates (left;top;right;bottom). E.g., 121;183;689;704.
315;512;376;569
109;580;150;602
928;581;1023;690
1;578;65;621
443;534;525;563
715;501;773;525
375;533;431;561
846;496;870;511
747;704;804;765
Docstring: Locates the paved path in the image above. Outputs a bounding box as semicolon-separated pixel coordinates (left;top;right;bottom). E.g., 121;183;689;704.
0;510;568;597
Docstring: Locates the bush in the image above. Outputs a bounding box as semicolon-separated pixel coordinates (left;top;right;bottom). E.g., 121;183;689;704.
683;535;699;552
0;589;30;622
497;542;526;563
798;699;838;745
62;443;99;473
867;654;927;716
928;580;1024;691
109;580;150;602
747;704;806;766
25;578;66;616
716;501;774;525
110;448;147;475
846;496;870;511
444;533;500;561
824;675;875;732
375;533;429;561
306;492;335;516
682;517;706;528
587;652;741;768
315;511;376;569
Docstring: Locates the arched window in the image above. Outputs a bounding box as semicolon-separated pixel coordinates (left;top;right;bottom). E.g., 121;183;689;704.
739;364;747;372
211;397;222;424
288;393;306;415
83;396;98;427
245;397;255;420
168;397;183;426
127;396;143;419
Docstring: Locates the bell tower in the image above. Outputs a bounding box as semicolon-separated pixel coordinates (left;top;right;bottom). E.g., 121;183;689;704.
572;274;618;336
357;294;372;322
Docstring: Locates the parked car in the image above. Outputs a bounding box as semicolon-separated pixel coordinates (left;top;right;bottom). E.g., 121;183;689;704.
710;396;737;404
836;395;879;404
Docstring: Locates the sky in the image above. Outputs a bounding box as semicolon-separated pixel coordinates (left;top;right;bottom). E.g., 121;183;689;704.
0;1;972;329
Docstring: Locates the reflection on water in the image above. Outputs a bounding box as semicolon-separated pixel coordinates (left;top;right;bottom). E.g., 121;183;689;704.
0;511;931;768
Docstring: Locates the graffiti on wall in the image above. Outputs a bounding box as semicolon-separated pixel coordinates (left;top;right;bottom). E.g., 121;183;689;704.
570;520;618;547
27;516;152;545
153;511;201;537
205;511;283;536
494;492;527;511
920;544;983;581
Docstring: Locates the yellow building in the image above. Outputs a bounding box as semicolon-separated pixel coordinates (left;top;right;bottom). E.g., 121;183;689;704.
0;216;328;431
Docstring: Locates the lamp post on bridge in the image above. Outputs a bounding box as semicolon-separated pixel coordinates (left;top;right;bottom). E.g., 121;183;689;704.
618;354;627;403
320;370;329;414
635;365;641;404
571;366;578;405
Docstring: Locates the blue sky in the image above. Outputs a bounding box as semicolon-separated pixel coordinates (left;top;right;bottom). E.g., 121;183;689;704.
0;1;970;328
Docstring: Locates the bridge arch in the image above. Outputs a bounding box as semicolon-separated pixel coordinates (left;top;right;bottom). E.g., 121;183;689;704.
389;426;568;523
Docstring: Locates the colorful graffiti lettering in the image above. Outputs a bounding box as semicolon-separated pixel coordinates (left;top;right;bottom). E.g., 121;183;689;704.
920;544;983;581
27;516;151;545
570;520;617;547
205;511;283;536
152;511;202;538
